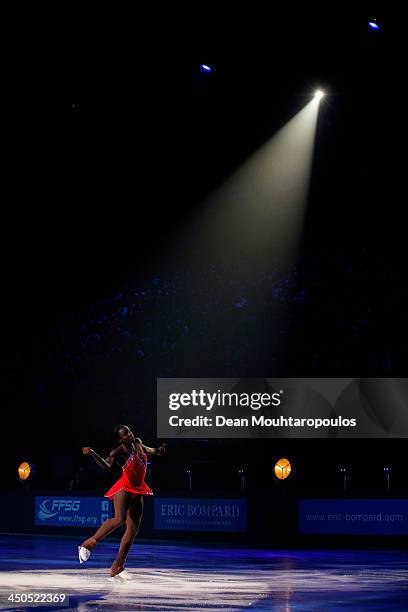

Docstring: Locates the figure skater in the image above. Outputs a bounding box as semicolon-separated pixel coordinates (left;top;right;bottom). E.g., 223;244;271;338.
78;424;166;580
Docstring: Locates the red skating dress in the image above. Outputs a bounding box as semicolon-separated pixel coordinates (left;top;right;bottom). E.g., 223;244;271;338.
104;447;153;499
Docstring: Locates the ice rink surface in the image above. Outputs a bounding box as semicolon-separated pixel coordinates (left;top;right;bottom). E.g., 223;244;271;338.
0;534;407;610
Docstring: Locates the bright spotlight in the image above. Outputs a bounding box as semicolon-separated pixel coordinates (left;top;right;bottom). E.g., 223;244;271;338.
314;90;324;101
176;93;322;284
368;20;380;30
200;64;212;73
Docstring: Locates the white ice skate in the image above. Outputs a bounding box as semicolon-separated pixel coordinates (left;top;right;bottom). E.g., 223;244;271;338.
107;569;134;582
78;546;91;563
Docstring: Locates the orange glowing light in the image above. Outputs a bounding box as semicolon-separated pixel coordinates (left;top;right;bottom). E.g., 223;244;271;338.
274;458;292;480
18;462;31;481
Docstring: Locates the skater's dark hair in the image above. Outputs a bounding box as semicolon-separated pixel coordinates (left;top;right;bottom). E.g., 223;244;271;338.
113;424;129;437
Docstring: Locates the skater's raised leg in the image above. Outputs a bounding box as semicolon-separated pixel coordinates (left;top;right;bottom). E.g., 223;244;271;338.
80;490;130;557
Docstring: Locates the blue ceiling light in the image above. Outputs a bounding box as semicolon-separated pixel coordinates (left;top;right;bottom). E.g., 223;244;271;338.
200;64;212;73
368;20;380;30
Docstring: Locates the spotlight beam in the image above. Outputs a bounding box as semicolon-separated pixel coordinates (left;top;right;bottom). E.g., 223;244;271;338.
189;97;322;273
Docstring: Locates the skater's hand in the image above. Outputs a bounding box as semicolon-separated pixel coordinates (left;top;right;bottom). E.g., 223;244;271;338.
82;447;93;455
155;444;166;456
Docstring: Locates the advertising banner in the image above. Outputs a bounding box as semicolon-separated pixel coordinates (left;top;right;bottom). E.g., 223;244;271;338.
34;496;112;527
154;498;247;532
299;499;408;535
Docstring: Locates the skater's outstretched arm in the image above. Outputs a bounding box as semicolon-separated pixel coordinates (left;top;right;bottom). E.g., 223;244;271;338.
125;429;166;456
82;446;121;469
137;440;166;456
